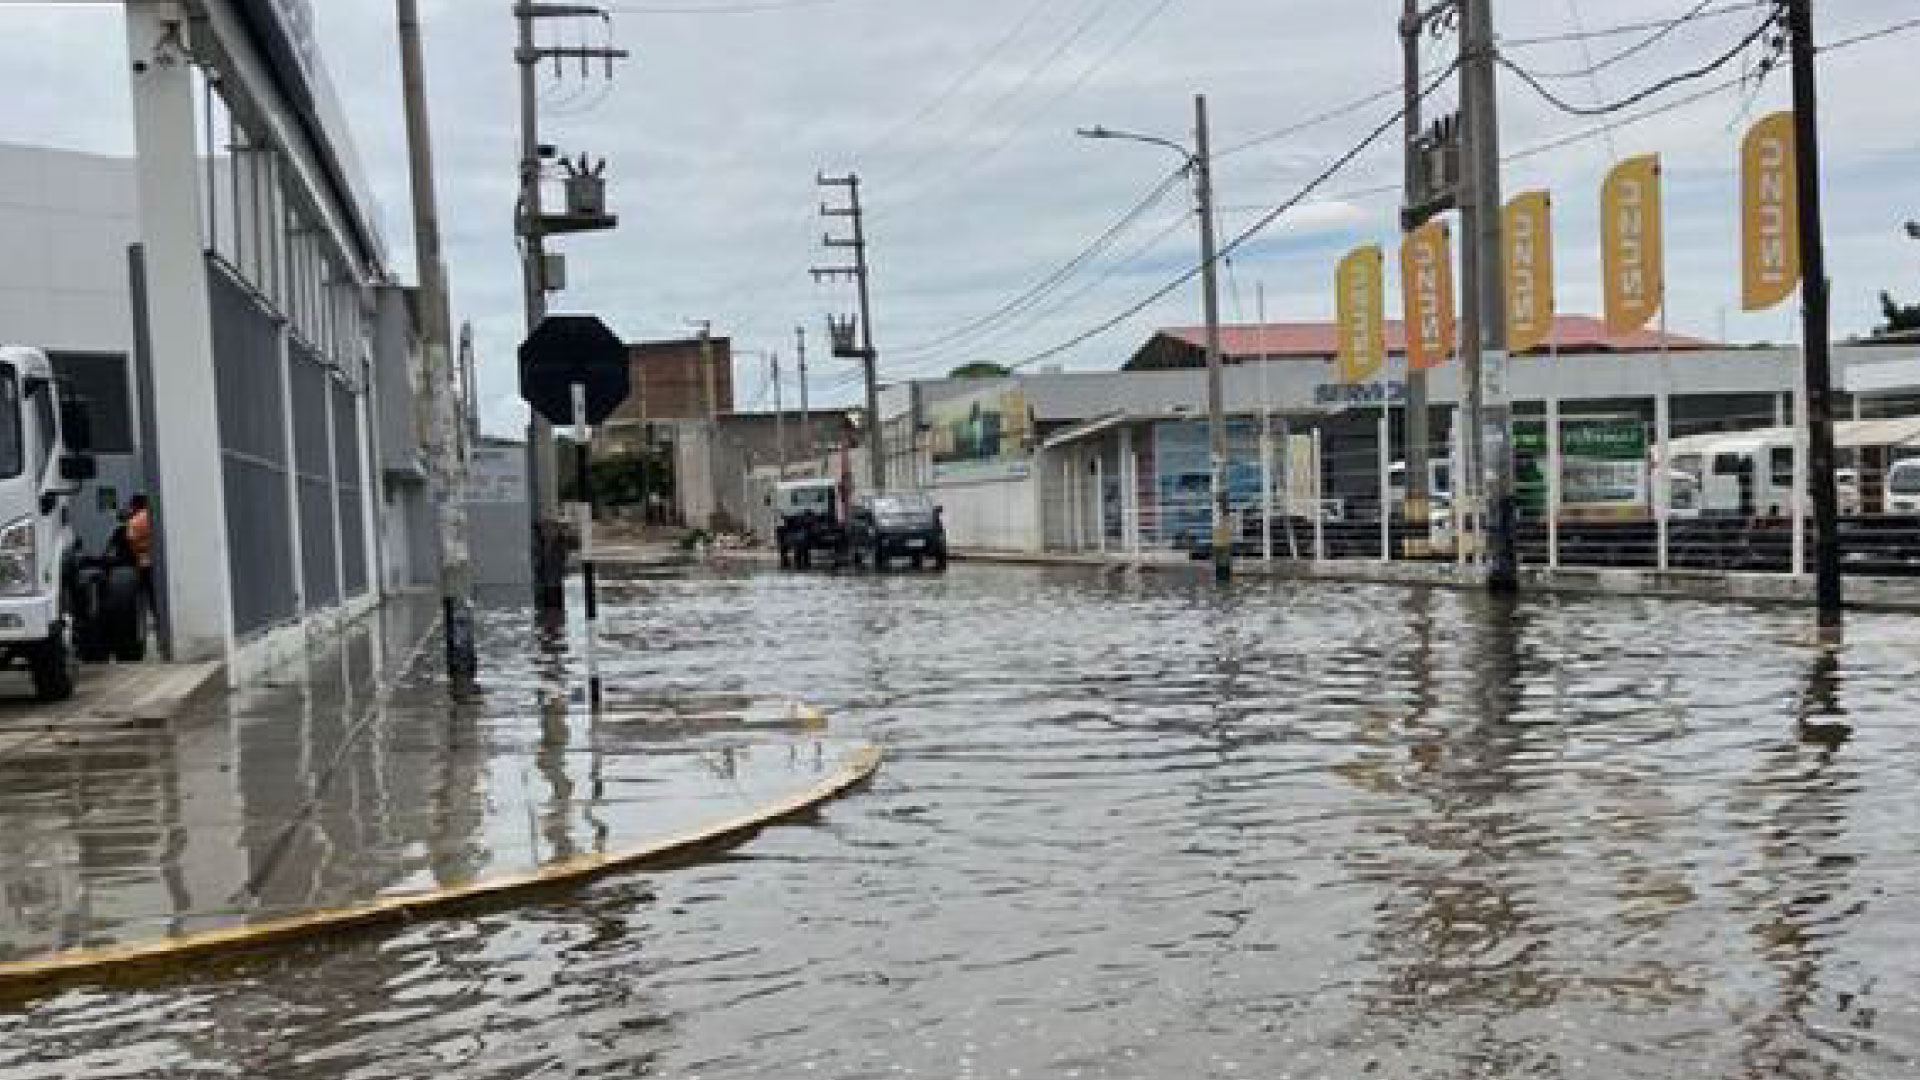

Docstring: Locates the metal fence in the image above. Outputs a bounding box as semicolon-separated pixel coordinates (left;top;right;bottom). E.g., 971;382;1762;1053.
333;380;368;598
209;263;299;635
1040;401;1920;578
290;342;339;612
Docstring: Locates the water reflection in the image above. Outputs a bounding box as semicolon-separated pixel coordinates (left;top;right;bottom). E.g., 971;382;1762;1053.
4;566;1919;1080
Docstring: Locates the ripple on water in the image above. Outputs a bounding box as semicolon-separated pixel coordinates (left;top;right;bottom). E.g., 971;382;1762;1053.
5;566;1920;1078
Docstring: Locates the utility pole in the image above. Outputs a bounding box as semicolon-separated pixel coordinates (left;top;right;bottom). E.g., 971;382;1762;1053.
1077;96;1230;582
1460;0;1518;590
813;174;885;493
1192;94;1231;585
1786;0;1842;626
458;321;480;444
796;325;811;462
1400;0;1432;548
772;351;787;477
397;0;478;678
514;1;626;611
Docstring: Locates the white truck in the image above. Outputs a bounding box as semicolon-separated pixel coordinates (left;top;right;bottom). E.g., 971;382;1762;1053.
0;346;140;700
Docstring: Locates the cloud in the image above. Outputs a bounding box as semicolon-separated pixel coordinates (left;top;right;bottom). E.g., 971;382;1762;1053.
1;0;1918;424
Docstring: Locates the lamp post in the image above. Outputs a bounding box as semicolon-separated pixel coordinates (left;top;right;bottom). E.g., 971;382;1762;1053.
1079;93;1231;582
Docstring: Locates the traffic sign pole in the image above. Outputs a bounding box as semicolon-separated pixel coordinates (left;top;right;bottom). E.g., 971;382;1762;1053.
573;381;603;709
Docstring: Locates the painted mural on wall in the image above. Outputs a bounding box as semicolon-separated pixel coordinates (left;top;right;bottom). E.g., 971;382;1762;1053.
929;383;1035;480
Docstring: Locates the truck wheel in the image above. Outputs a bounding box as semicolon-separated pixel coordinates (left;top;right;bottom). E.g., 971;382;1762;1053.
31;626;75;703
933;547;949;572
870;538;888;572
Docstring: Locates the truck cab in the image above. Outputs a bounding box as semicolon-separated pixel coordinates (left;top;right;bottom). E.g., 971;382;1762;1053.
0;346;133;700
773;478;849;570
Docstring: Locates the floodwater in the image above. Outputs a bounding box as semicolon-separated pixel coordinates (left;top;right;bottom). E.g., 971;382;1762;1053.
5;562;1920;1079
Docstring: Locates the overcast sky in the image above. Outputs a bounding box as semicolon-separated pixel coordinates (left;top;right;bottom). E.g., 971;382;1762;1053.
3;0;1918;434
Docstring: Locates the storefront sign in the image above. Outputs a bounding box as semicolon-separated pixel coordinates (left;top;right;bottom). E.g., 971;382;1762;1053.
1314;381;1406;407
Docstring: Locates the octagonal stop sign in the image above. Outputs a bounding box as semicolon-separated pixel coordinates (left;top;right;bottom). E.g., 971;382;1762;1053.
518;314;630;426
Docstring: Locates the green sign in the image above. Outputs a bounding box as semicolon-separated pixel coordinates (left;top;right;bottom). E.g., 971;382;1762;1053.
1512;416;1649;515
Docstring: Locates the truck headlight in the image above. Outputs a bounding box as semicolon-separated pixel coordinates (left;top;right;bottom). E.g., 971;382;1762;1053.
0;517;34;597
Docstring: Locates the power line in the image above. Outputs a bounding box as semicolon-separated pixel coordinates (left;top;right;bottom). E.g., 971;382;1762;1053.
607;0;868;14
851;0;1059;164
890;167;1186;356
875;0;1128;199
886;207;1192;379
1822;14;1920;52
1499;7;1779;117
1213;83;1402;159
875;0;1181;216
1524;0;1736;80
1499;0;1768;48
998;69;1453;373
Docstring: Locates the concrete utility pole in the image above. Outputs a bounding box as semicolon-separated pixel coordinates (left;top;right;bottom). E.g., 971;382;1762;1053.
1400;0;1431;543
692;320;718;423
1786;0;1843;625
1192;95;1231;585
1459;0;1518;590
397;0;478;678
772;351;787;477
1078;95;1231;582
813;174;885;492
796;325;811;461
514;1;626;611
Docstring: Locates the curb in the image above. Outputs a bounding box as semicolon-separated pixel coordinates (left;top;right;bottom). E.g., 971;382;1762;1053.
0;743;883;997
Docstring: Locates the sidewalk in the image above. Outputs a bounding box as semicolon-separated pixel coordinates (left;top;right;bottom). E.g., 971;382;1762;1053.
0;593;878;984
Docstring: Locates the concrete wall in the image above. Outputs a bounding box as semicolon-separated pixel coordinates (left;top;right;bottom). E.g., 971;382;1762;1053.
932;473;1042;553
0;143;139;355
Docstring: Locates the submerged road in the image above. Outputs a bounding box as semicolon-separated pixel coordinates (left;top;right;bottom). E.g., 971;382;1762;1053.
4;562;1919;1078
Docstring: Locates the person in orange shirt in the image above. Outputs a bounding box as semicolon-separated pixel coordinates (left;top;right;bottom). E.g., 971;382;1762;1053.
124;494;153;605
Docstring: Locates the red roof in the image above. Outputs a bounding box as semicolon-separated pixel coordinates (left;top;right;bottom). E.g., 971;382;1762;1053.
1155;314;1714;359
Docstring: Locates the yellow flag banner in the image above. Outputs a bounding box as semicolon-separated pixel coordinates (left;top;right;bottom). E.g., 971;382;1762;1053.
1400;221;1455;371
1503;190;1555;354
1601;153;1663;334
1336;245;1386;384
1741;111;1800;311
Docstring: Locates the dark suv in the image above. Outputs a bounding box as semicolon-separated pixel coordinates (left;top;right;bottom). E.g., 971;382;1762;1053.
851;491;948;571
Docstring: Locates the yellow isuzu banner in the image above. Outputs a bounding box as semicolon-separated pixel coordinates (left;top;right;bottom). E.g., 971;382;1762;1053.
1400;220;1456;371
1503;190;1555;354
1336;244;1386;384
1741;111;1800;312
1601;154;1663;334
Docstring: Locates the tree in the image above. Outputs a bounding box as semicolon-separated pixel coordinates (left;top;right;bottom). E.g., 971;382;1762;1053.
1879;291;1920;335
948;361;1011;379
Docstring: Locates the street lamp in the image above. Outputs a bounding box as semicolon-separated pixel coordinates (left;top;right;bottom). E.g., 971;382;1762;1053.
1078;93;1232;583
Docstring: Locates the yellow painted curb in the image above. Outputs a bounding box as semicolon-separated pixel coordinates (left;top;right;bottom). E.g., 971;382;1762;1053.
0;743;882;997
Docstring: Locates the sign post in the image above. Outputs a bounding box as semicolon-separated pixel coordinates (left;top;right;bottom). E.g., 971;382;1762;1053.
519;314;629;707
572;382;602;708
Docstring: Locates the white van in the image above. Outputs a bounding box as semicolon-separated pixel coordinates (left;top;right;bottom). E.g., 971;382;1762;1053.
1886;458;1920;513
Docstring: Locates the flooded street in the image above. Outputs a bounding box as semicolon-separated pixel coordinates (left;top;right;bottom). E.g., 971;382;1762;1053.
5;562;1920;1079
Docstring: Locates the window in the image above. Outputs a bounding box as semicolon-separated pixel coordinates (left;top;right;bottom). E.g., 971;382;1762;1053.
1713;453;1749;477
49;354;135;454
1888;463;1920;495
30;380;55;478
0;371;22;480
1769;447;1794;489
